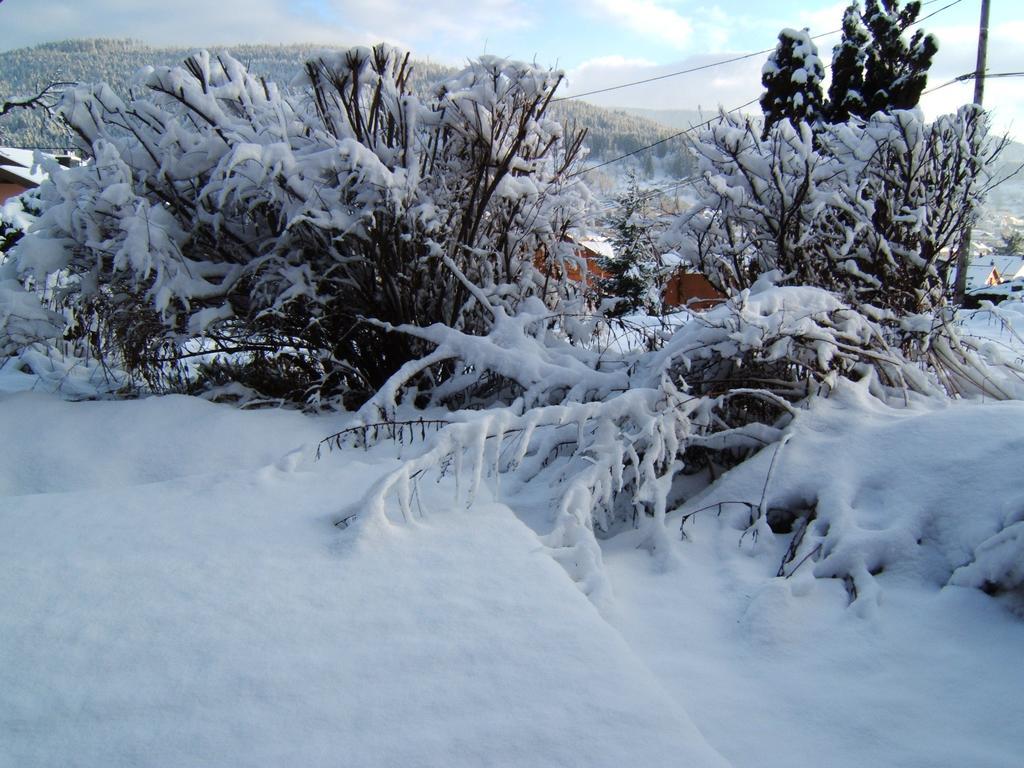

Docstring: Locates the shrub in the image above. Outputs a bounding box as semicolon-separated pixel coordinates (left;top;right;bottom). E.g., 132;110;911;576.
8;46;591;407
665;106;1003;316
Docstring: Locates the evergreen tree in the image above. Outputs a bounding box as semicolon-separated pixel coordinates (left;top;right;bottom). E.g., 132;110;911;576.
1002;230;1024;255
861;0;938;116
827;3;869;123
760;28;826;138
773;1;937;127
599;174;658;317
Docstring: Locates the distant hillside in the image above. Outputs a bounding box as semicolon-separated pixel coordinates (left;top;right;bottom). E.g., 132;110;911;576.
0;39;452;148
615;107;717;131
998;138;1024;166
548;101;693;178
0;39;695;180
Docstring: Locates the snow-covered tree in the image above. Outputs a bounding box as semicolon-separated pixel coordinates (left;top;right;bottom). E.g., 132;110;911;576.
598;174;659;316
7;46;592;406
768;2;936;128
861;0;938;115
327;104;1018;604
665;106;1003;316
826;0;937;122
1003;230;1024;255
864;0;937;115
760;28;826;138
0;81;71;139
667;115;826;295
827;3;870;123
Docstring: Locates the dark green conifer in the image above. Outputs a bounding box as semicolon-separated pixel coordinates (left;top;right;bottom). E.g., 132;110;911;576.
760;28;826;138
827;3;869;123
599;174;657;317
861;0;938;116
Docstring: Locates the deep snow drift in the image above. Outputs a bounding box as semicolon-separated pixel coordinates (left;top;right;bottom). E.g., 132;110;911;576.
0;393;726;768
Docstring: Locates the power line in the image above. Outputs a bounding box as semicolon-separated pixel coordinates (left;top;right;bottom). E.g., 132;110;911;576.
924;70;1024;95
568;0;966;177
913;0;966;26
598;175;703;211
636;176;699;203
555;0;961;104
923;75;965;94
570;97;760;177
555;50;790;103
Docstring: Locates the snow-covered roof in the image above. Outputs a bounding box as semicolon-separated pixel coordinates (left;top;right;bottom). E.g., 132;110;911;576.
967;277;1024;302
0;147;37;169
959;254;1024;290
0;147;48;187
576;236;614;260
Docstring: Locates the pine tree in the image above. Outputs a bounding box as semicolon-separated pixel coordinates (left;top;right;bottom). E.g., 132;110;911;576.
861;0;938;116
760;28;826;138
1003;230;1024;256
599;174;658;317
827;3;869;123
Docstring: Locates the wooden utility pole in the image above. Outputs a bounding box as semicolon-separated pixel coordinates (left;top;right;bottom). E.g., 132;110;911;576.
971;0;991;107
953;0;991;303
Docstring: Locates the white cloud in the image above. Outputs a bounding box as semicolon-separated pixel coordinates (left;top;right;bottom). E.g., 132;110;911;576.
589;0;695;50
686;4;807;55
0;0;533;61
690;7;736;53
916;22;1024;138
795;1;849;37
0;0;362;50
571;55;660;74
316;0;532;57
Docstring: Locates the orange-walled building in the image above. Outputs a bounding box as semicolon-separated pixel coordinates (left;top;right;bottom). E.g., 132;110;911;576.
538;235;726;312
1;148;80;205
0;148;44;204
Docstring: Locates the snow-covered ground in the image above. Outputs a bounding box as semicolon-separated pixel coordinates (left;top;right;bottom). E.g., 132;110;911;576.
3;306;1024;767
607;381;1024;768
958;300;1024;360
0;393;726;768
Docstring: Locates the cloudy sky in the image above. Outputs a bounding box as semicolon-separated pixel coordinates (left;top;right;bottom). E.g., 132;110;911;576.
2;0;1021;137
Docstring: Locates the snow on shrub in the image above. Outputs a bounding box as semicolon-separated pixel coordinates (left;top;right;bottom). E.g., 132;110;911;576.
665;106;1002;316
0;270;63;359
6;46;591;406
678;380;1024;616
323;279;955;605
951;514;1024;597
5;45;1021;617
